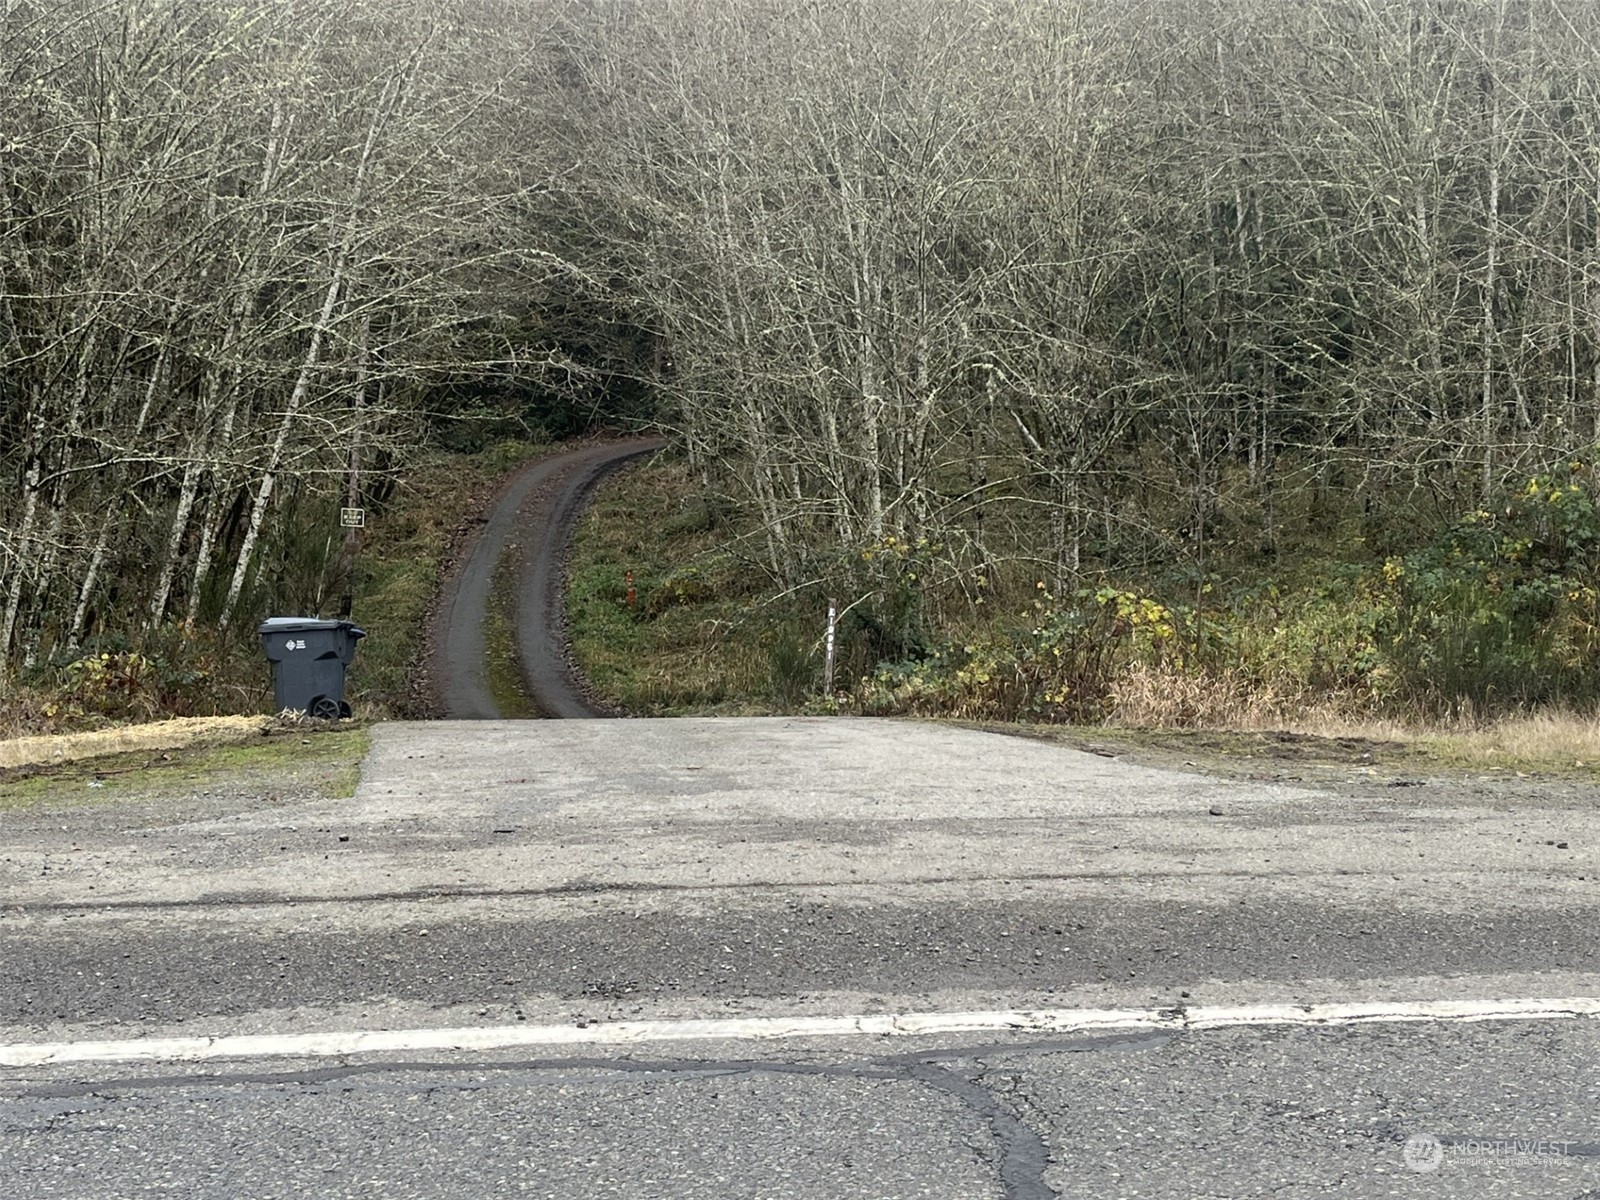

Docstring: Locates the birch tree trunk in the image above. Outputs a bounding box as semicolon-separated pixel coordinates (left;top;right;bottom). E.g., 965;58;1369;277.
218;67;411;627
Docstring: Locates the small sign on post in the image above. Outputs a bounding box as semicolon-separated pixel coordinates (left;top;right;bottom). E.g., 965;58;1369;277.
340;508;366;529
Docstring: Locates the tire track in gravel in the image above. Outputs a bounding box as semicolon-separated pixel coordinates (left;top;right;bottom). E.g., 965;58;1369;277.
429;437;665;719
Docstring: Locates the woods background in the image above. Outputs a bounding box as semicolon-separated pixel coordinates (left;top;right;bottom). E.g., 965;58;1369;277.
8;0;1600;723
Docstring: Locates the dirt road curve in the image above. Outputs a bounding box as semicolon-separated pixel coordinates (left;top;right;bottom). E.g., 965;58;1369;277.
430;437;665;719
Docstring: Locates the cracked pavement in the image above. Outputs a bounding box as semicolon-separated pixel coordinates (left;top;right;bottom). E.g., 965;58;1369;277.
5;717;1600;1197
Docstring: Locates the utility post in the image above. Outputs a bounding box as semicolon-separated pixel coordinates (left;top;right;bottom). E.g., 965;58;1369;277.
335;315;370;619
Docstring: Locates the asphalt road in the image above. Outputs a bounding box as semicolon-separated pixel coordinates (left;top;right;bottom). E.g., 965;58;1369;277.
5;719;1600;1197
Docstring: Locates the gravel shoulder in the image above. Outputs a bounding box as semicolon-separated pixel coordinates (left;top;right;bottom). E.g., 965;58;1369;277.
5;716;1593;825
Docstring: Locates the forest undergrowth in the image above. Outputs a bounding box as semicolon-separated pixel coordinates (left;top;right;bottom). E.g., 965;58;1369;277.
568;449;1600;763
0;440;549;737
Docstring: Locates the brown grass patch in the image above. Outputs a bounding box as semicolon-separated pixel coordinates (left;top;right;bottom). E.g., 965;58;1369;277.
0;715;272;771
1104;664;1600;770
1418;710;1600;769
1106;664;1358;731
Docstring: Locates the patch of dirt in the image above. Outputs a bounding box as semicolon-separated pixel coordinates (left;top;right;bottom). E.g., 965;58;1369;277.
973;721;1406;766
967;719;1600;805
1109;727;1408;765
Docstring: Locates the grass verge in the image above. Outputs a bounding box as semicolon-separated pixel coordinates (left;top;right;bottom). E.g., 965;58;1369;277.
0;726;370;811
566;452;779;714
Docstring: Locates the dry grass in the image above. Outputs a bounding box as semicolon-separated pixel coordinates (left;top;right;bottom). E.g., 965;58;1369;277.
1105;663;1600;770
1106;664;1355;732
1416;709;1600;769
0;715;272;771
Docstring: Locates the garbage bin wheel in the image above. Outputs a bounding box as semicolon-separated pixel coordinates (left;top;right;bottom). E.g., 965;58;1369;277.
308;696;342;720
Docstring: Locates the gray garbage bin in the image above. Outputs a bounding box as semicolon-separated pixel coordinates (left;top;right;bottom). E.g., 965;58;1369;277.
259;617;366;718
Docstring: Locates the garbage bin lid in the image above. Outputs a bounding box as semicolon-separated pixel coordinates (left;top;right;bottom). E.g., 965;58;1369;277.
258;617;363;635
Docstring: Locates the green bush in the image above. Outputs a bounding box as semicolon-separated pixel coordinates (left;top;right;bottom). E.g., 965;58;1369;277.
1378;467;1600;712
855;586;1180;721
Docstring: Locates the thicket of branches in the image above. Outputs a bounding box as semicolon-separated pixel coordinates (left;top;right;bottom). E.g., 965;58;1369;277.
0;0;604;680
574;0;1600;596
10;0;1600;710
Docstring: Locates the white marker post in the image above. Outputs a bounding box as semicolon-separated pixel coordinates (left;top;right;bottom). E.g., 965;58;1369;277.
824;598;837;696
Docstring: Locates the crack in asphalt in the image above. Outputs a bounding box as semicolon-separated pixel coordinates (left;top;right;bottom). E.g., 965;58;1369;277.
0;868;1430;915
5;1032;1170;1099
903;1063;1055;1199
2;1035;1176;1200
13;1034;1600;1194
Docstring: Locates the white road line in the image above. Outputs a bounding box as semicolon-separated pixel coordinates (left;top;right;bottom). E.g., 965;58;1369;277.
4;997;1599;1068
